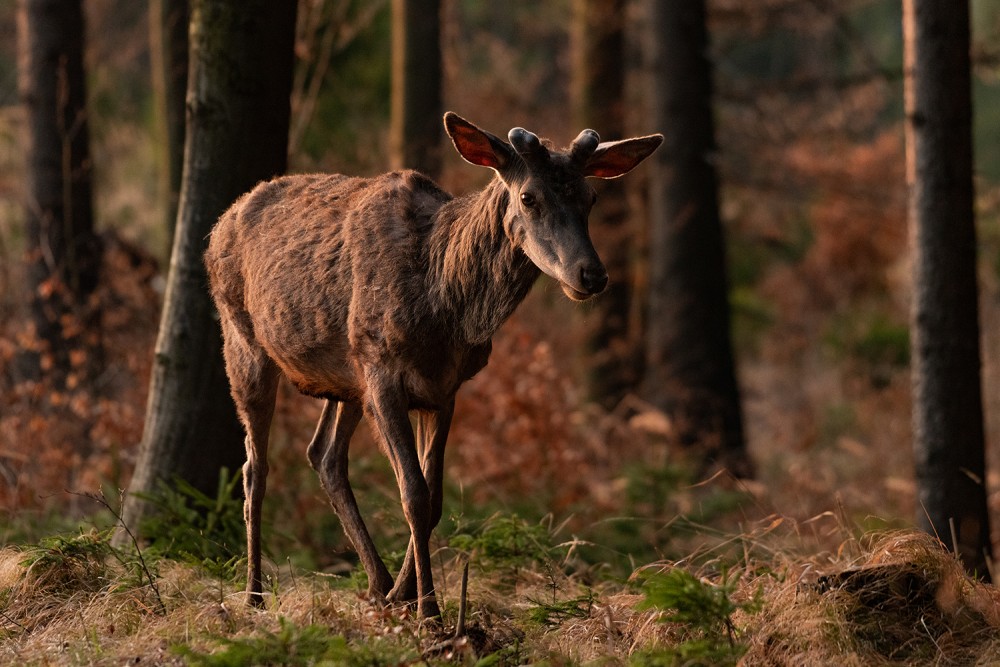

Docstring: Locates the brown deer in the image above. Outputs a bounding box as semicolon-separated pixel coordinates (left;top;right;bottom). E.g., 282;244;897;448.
205;112;662;617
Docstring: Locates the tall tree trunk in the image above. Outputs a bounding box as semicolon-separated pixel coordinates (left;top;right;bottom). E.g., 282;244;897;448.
572;0;635;409
149;0;189;258
642;0;750;475
17;0;101;390
122;0;297;537
389;0;442;177
904;0;991;579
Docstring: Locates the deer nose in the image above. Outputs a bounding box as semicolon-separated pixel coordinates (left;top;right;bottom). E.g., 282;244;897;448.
580;265;608;294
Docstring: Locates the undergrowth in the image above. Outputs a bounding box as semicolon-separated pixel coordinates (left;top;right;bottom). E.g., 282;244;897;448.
2;505;1000;665
135;467;247;579
449;513;561;581
173;616;408;667
632;567;763;666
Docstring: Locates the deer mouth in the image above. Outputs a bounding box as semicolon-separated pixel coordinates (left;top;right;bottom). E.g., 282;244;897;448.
561;282;598;302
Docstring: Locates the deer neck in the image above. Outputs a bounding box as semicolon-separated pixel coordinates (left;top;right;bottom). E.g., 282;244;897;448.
428;178;540;344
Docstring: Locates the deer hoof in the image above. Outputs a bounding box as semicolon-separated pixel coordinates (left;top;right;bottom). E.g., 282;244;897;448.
387;577;418;604
365;587;389;609
418;595;441;619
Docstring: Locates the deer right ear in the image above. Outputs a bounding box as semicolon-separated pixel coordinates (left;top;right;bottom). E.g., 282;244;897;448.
444;112;513;171
583;134;664;179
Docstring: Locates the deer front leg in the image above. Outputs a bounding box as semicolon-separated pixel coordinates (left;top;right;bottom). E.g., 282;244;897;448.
388;400;454;604
364;378;440;618
308;399;394;601
221;329;280;608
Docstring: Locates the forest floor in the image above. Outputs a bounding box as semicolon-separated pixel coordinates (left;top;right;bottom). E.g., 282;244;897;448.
2;235;1000;665
2;518;1000;665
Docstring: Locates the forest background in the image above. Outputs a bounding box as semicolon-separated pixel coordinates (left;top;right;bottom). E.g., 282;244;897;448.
4;0;1000;663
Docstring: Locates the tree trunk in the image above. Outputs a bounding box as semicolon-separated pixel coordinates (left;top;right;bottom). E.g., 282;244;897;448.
642;0;750;475
389;0;442;177
904;0;991;579
149;0;189;258
17;0;101;389
572;0;636;409
122;0;297;536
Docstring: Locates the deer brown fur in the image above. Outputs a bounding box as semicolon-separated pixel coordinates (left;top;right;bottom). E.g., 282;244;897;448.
205;112;662;617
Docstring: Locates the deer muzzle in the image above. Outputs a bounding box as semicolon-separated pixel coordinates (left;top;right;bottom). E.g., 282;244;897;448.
561;263;608;301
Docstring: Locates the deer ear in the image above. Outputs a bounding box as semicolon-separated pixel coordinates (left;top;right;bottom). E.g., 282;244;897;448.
444;112;513;171
583;134;664;179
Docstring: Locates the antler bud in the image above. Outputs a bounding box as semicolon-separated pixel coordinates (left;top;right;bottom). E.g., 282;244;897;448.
570;129;600;163
508;127;548;167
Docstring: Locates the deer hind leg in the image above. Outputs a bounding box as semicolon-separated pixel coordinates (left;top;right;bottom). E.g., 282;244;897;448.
388;399;454;604
221;324;280;607
307;399;394;601
364;376;440;618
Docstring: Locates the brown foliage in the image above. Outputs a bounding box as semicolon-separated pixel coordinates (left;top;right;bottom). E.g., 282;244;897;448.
0;232;158;513
760;129;907;321
788;130;907;305
450;315;618;511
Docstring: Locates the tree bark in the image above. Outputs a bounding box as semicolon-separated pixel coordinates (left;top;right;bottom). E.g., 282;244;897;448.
572;0;636;409
122;0;297;536
642;0;750;475
389;0;442;177
904;0;991;579
17;0;101;389
149;0;189;258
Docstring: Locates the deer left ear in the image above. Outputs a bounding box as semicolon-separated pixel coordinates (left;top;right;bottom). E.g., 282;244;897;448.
583;135;664;179
444;112;514;171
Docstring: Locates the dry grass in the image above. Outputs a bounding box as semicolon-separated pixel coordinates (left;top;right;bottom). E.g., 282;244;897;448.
741;530;1000;665
2;519;999;665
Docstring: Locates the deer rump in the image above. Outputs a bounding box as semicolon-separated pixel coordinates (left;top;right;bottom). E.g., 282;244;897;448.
205;112;662;618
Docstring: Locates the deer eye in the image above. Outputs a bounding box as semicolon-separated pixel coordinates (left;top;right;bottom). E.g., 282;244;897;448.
520;192;536;208
591;191;598;206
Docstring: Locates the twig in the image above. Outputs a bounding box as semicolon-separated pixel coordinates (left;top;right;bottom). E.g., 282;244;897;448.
917;500;943;544
454;557;469;639
70;488;166;615
984;549;997;584
920;616;943;654
0;609;27;631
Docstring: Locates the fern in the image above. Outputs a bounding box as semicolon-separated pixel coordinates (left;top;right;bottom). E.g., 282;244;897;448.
633;567;762;666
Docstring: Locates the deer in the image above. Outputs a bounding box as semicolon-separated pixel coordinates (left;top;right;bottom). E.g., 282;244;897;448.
204;112;662;618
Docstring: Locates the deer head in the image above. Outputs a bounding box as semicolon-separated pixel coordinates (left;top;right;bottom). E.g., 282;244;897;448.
444;112;663;301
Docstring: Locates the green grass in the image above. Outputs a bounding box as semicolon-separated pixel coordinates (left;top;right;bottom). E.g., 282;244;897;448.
173;616;410;667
